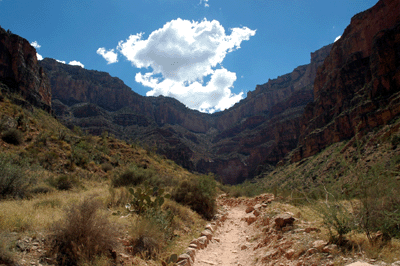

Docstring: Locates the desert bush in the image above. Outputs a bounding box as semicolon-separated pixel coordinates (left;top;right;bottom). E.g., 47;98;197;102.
0;155;33;199
351;168;400;242
112;165;156;187
1;128;23;145
128;209;174;259
48;198;117;266
47;174;78;191
313;200;355;245
0;234;14;265
172;175;217;220
101;162;113;172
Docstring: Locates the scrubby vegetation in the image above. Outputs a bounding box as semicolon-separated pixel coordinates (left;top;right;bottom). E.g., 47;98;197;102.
0;90;213;265
243;121;400;263
47;198;117;265
2;86;400;264
172;174;217;220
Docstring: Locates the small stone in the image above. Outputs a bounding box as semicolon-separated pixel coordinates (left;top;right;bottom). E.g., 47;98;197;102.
190;239;199;246
253;209;261;217
246;206;255;213
323;244;338;254
214;238;220;242
185;248;196;261
285;248;295;259
312;240;327;250
177;253;193;265
306;247;318;255
119;253;129;259
201;229;213;241
241;245;248;250
254;204;262;210
198;236;208;249
305;227;321;233
274;213;295;229
245;216;257;225
205;224;214;232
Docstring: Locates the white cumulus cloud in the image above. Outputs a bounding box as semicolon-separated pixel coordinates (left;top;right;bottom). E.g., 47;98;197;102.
334;35;341;42
36;53;43;61
199;0;209;7
30;41;41;49
56;59;66;64
96;47;118;64
68;60;84;68
115;18;255;113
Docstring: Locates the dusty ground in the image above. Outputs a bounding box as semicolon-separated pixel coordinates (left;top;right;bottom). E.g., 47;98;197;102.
190;195;392;266
193;205;261;266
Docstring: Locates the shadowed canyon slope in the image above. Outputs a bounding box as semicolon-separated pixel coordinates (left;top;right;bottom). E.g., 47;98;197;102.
1;0;399;184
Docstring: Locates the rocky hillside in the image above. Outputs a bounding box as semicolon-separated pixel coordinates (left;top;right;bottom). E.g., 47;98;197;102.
40;43;332;184
0;27;51;112
291;0;400;162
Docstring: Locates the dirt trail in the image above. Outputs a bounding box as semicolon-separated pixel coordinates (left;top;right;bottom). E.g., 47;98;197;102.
193;205;262;266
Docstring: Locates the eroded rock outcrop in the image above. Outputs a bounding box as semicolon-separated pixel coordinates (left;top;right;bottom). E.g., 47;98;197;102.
0;27;51;111
292;0;400;161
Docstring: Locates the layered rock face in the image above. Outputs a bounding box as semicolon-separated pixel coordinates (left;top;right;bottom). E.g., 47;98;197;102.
0;27;51;111
41;43;332;184
292;0;400;161
40;58;211;169
39;41;332;184
196;44;332;183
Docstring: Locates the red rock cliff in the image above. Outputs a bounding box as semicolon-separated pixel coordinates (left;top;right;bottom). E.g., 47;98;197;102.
0;27;51;111
292;0;400;161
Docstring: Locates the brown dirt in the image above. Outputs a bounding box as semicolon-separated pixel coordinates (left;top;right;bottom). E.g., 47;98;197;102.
193;204;262;266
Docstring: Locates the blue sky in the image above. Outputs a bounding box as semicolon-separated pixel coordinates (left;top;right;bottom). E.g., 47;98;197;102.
0;0;378;113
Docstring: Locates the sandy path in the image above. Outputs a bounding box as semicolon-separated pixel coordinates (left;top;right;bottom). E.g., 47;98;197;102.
193;205;259;266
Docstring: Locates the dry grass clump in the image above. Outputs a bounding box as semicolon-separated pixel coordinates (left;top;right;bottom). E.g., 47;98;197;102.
48;197;117;266
128;216;167;259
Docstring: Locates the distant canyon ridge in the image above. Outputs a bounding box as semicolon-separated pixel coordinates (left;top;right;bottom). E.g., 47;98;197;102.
38;43;332;184
1;0;400;184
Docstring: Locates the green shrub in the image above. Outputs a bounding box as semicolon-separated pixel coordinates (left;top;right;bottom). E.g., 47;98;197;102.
47;175;77;191
1;128;23;145
112;165;156;187
0;155;33;199
101;162;113;172
48;198;116;266
313;200;355;245
172;175;217;220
